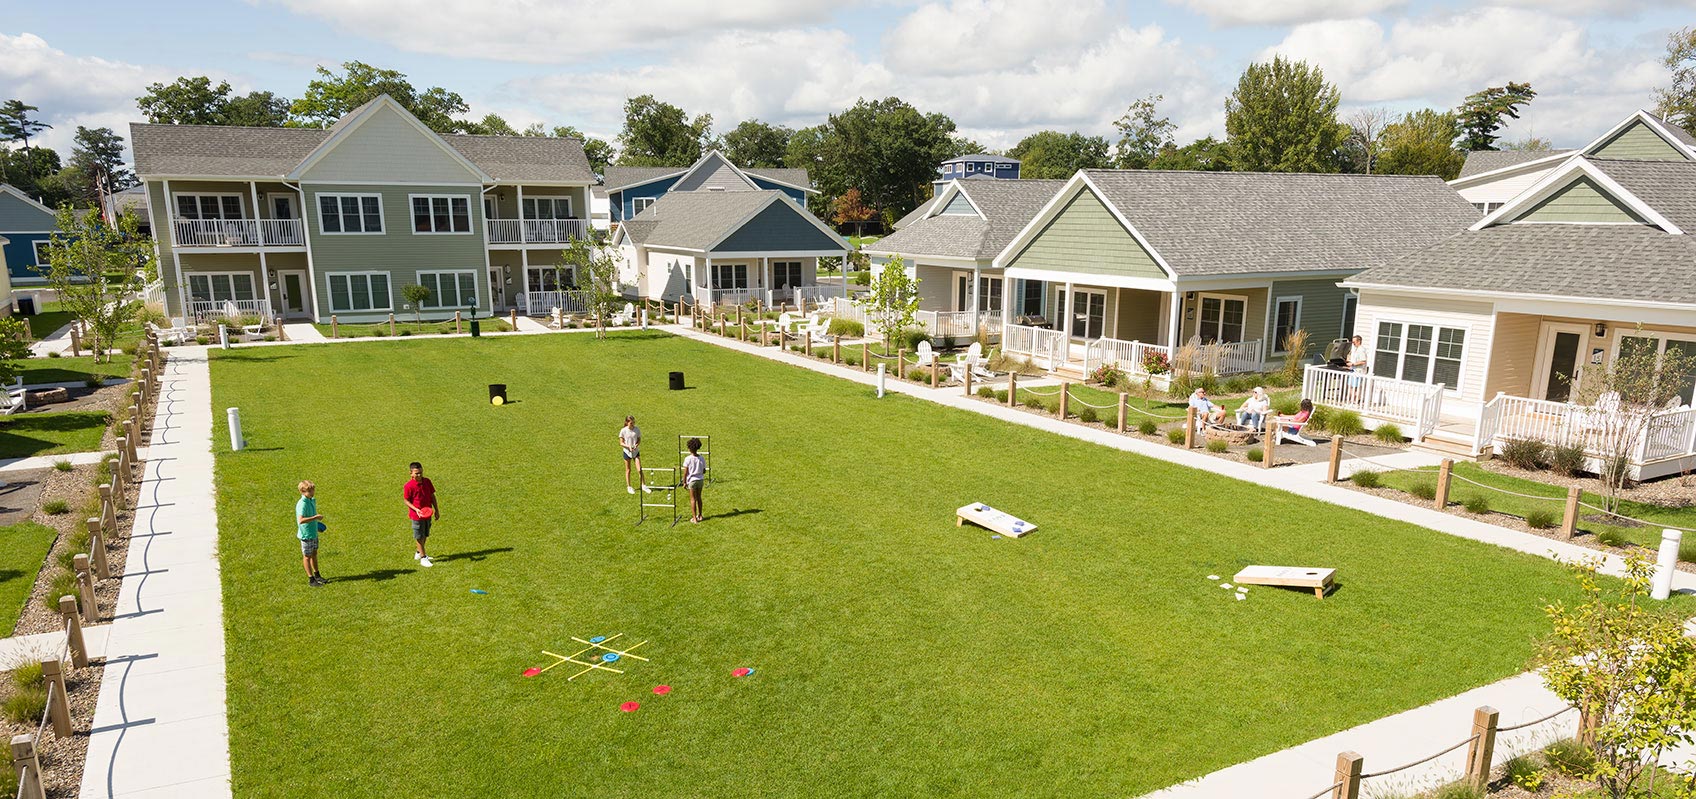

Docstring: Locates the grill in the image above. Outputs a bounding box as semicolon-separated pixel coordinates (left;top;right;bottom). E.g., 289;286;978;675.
1016;314;1051;329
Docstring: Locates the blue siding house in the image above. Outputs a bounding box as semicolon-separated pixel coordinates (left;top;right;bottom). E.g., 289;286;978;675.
0;184;59;285
938;154;1020;182
602;151;815;223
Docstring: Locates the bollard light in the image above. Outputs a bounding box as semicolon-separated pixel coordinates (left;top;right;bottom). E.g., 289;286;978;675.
876;364;886;398
1653;528;1682;600
227;407;246;451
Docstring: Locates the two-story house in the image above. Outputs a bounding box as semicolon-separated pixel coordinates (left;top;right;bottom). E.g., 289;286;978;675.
0;184;60;287
938;154;1020;183
131;94;598;323
1450;109;1696;215
603;151;815;225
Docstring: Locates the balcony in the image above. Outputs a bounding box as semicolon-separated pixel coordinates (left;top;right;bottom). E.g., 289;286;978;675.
486;218;590;245
173;219;304;249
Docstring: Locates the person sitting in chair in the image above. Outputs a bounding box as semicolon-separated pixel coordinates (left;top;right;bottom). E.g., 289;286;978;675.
1236;387;1271;429
1188;388;1228;426
1277;399;1314;437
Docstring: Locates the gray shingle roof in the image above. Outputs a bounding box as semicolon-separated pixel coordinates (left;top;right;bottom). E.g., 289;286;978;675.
1456;149;1572;179
1664;119;1696;148
1080;169;1479;276
870;179;1066;260
620;190;781;250
942;154;1020;165
745;167;813;189
1349;223;1696;306
1586;157;1696;230
891;196;938;231
130;123;594;182
602;166;685;191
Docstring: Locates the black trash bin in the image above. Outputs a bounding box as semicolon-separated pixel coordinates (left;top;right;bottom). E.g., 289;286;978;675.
470;319;481;338
488;384;507;405
16;296;34;316
668;371;685;391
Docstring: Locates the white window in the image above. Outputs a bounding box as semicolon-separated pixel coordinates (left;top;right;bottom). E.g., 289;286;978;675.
966;162;976;173
1069;289;1106;339
417;270;478;308
1197;293;1247;344
409;195;472;234
772;261;803;290
483;197;498;220
317;194;384;234
175;194;243;220
1272;296;1302;353
632;197;656;215
1472;201;1504;215
1375;321;1466;389
523;197;573;220
978;276;1003;312
327;272;392;312
187;272;257;303
712;263;748;289
1618;333;1696;407
30;240;50;266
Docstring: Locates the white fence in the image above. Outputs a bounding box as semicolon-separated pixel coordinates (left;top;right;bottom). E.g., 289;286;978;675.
793;284;847;309
486;219;590;245
518;290;591;316
173;219;304;248
1477;393;1696;467
1081;337;1171;378
1176;339;1263;375
1304;364;1445;441
139;279;166;308
188;298;273;322
1004;324;1067;371
916;310;977;341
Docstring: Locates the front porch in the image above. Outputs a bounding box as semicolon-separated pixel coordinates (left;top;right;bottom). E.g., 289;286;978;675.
689;256;830;311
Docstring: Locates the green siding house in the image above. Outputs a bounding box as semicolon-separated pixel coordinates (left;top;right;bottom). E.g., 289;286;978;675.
130;95;598;323
1451;109;1696;214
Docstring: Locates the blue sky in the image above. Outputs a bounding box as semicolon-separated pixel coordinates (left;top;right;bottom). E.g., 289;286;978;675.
5;1;1694;161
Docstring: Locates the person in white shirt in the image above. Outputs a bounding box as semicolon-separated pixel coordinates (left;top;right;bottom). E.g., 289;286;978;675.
1236;387;1272;429
1347;335;1371;373
682;437;706;523
619;415;642;494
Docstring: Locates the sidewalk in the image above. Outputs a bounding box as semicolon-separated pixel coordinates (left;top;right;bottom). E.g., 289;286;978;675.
80;347;230;799
0;449;115;473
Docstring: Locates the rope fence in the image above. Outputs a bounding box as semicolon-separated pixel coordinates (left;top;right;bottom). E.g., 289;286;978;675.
1360;734;1479;779
1296;782;1345;799
1497;705;1574;732
1577;501;1696;533
1448;472;1574;503
1337;446;1431;475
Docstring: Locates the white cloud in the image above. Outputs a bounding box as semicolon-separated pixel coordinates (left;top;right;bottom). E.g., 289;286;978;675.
1178;0;1404;27
264;0;851;64
884;0;1116;76
0;33;167;155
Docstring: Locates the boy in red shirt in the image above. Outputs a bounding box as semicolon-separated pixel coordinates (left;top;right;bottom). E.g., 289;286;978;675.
403;462;440;568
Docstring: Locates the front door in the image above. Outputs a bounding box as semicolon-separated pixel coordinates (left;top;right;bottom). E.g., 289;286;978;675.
1533;323;1588;403
277;270;310;318
488;268;506;309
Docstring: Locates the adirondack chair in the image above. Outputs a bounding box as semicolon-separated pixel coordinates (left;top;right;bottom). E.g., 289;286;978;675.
807;313;833;346
609;303;636;326
1276;413;1318;447
948;342;989;383
2;377;25;416
914;340;936;369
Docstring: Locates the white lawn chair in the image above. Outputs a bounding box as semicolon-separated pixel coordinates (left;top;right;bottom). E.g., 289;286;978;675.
807;314;833;346
914;340;935;369
1275;414;1318;447
3;378;25;415
609;303;636;326
970;345;1000;382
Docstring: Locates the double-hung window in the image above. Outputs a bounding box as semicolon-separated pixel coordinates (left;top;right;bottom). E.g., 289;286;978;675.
712;263;748;289
327;272;392;313
410;195;471;234
522;197;572;220
772;261;803;290
632;197;656;215
417;270;478;308
978;276;1003;313
1271;297;1302;353
187;272;257;303
1197;294;1246;344
1020;279;1044;316
175;194;243;220
318;194;384;234
1375;321;1466;389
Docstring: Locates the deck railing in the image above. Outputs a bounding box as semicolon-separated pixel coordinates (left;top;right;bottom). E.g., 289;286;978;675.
1304;365;1445;440
793;284;847;309
917;310;977;341
1175;339;1263;375
1484;393;1696;466
187;298;273;323
1082;337;1171;378
485;219;590;244
517;290;590;316
1004;324;1066;371
173;219;304;248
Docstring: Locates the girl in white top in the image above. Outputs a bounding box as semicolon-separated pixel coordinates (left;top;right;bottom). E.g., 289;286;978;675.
619;416;642;494
682;437;706;523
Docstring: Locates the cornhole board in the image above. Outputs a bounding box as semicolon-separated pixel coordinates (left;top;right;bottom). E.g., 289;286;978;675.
1233;566;1335;599
956;503;1037;538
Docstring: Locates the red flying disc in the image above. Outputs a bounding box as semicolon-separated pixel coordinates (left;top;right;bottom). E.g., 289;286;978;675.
417;507;434;518
522;667;541;678
653;685;672;695
732;668;752;677
620;701;640;712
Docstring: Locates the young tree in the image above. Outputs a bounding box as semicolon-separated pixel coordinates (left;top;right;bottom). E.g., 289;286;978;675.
1656;26;1696;133
290;62;469;133
1572;331;1696;512
616;95;713;167
1539;555;1696;799
719;120;792;168
1456;82;1537;151
0;100;51;156
855;256;920;346
42;207;150;363
558;237;621;338
0;318;32;387
1376;110;1465;180
1112;94;1177;169
1007;130;1112;179
1344;107;1391;174
400;284;432;324
830;188;876;237
1225;56;1346;173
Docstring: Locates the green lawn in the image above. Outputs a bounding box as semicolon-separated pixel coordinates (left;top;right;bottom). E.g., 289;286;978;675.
0;522;56;634
311;318;514;339
18;355;131;386
0;412;109;459
23;308;75;340
211;333;1589;798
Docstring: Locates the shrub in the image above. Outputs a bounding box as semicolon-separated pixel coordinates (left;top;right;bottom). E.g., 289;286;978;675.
1549;443;1587;477
1327;409;1365;436
399;330;413;336
1246;446;1264;462
1023;395;1046;410
1140;350;1170;375
372;328;387;337
1221;375;1256;394
0;762;14;798
1526;509;1557;529
1206;439;1228;453
47;350;61;358
1501;438;1549;470
1307;405;1332;431
993;390;1008;403
893;329;931;352
1077;406;1098;424
1462;494;1491;514
1681;535;1696;563
84;374;104;388
1137;419;1158;435
1166;429;1186;444
53;460;72;472
1429;782;1485;799
1501;753;1543;792
43;499;68;515
1543;739;1595;778
12;660;43;689
940;334;958;351
1372;423;1404;443
2;685;46;724
1597;528;1629;548
827;319;864;338
1408;480;1437;501
42;570;77;610
1089;362;1126;388
1349;470;1382;488
977;386;995;399
1271;397;1300;416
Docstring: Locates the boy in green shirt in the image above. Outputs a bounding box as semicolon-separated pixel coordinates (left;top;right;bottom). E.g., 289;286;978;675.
296;480;326;587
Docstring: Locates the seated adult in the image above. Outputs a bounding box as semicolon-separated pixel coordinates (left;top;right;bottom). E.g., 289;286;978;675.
1276;398;1314;436
1235;387;1271;429
1188;388;1228;425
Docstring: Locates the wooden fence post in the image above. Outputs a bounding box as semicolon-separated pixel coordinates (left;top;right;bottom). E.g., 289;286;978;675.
1058;381;1070;419
804;334;813;358
931;360;940;388
115;437;129;485
74;555;96;624
110;472;124;511
964;369;974;397
1185;407;1197;449
719;315;727;338
70;326;81;357
833;337;841;364
12;734;43;799
1327;436;1343;483
455;311;463;334
897;349;906;379
1562;486;1581;539
59;596;88;668
1333;752;1363;799
1116;393;1128;432
99;485;116;532
739;320;747;342
41;659;71;738
510;308;517;330
1464;706;1500;791
1435;459;1454;509
862;342;870;371
331;315;338;338
1263;415;1277;469
87;517;109;579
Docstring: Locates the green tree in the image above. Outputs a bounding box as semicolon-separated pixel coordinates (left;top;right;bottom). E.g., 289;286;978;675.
1539;555;1696;799
785;124;835;218
615;95;713;167
719;120;792;168
1113;94;1177;169
949;135;988;156
71;126;136;194
1501;136;1555;152
223;90;290;127
1008;130;1111;179
42;207;150;363
1224;56;1346;172
462;113;518;136
557;237;621;337
0;100;51;155
1376;110;1465;180
1147;137;1232;171
137;77;289;127
816;97;959;220
855;255;921;345
1455;81;1536;151
400;284;432;324
0;145;68;207
0;317;32;387
1572;330;1696;512
1657;27;1696;133
830;187;876;237
290;61;469;134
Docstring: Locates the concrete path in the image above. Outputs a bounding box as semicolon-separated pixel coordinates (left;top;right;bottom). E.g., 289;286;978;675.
21;378;131;391
0;449;115;473
81;347;230;799
0;624;112;668
280;322;326;342
513;315;552;333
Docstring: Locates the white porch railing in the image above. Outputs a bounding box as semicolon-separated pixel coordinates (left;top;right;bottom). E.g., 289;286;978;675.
517;290;591;316
916;310;977;341
710;288;759;309
1082;338;1171;378
1004;323;1067;371
486;219;590;245
1482;393;1696;467
173;219;304;248
1304;365;1445;441
1175;339;1263;375
188;298;273;322
139;279;166;308
793;284;847;309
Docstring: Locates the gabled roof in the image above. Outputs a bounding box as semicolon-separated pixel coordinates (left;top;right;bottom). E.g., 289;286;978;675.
1472;156;1684;233
891;196;940;230
1456;149;1574;179
743;167;814;191
1584;158;1696;230
602;151;814;194
287;95;491;182
437;135;595;183
867;179;1066;260
941;154;1020;165
617;190;842;252
0;184;60;220
602;166;686;192
1451;110;1696;187
1000;170;1477;276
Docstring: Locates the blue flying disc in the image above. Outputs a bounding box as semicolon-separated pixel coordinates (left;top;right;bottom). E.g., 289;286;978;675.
470;589;487;595
316;521;326;532
992;535;1001;540
602;652;620;662
589;636;606;644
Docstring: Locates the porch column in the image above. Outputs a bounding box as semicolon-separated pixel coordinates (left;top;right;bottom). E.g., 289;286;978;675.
762;256;769;307
250;181;270;318
1063;281;1075;340
1166;289;1182;349
520;248;529;312
703;257;713;307
1110;287;1120;340
971;266;981;315
1002;279;1014;328
516;186;525;243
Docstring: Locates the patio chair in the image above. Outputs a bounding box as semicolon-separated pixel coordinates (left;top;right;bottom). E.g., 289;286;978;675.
807;314;834;346
1275;415;1318;447
609;303;636;326
914;340;935;369
3;377;25;416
